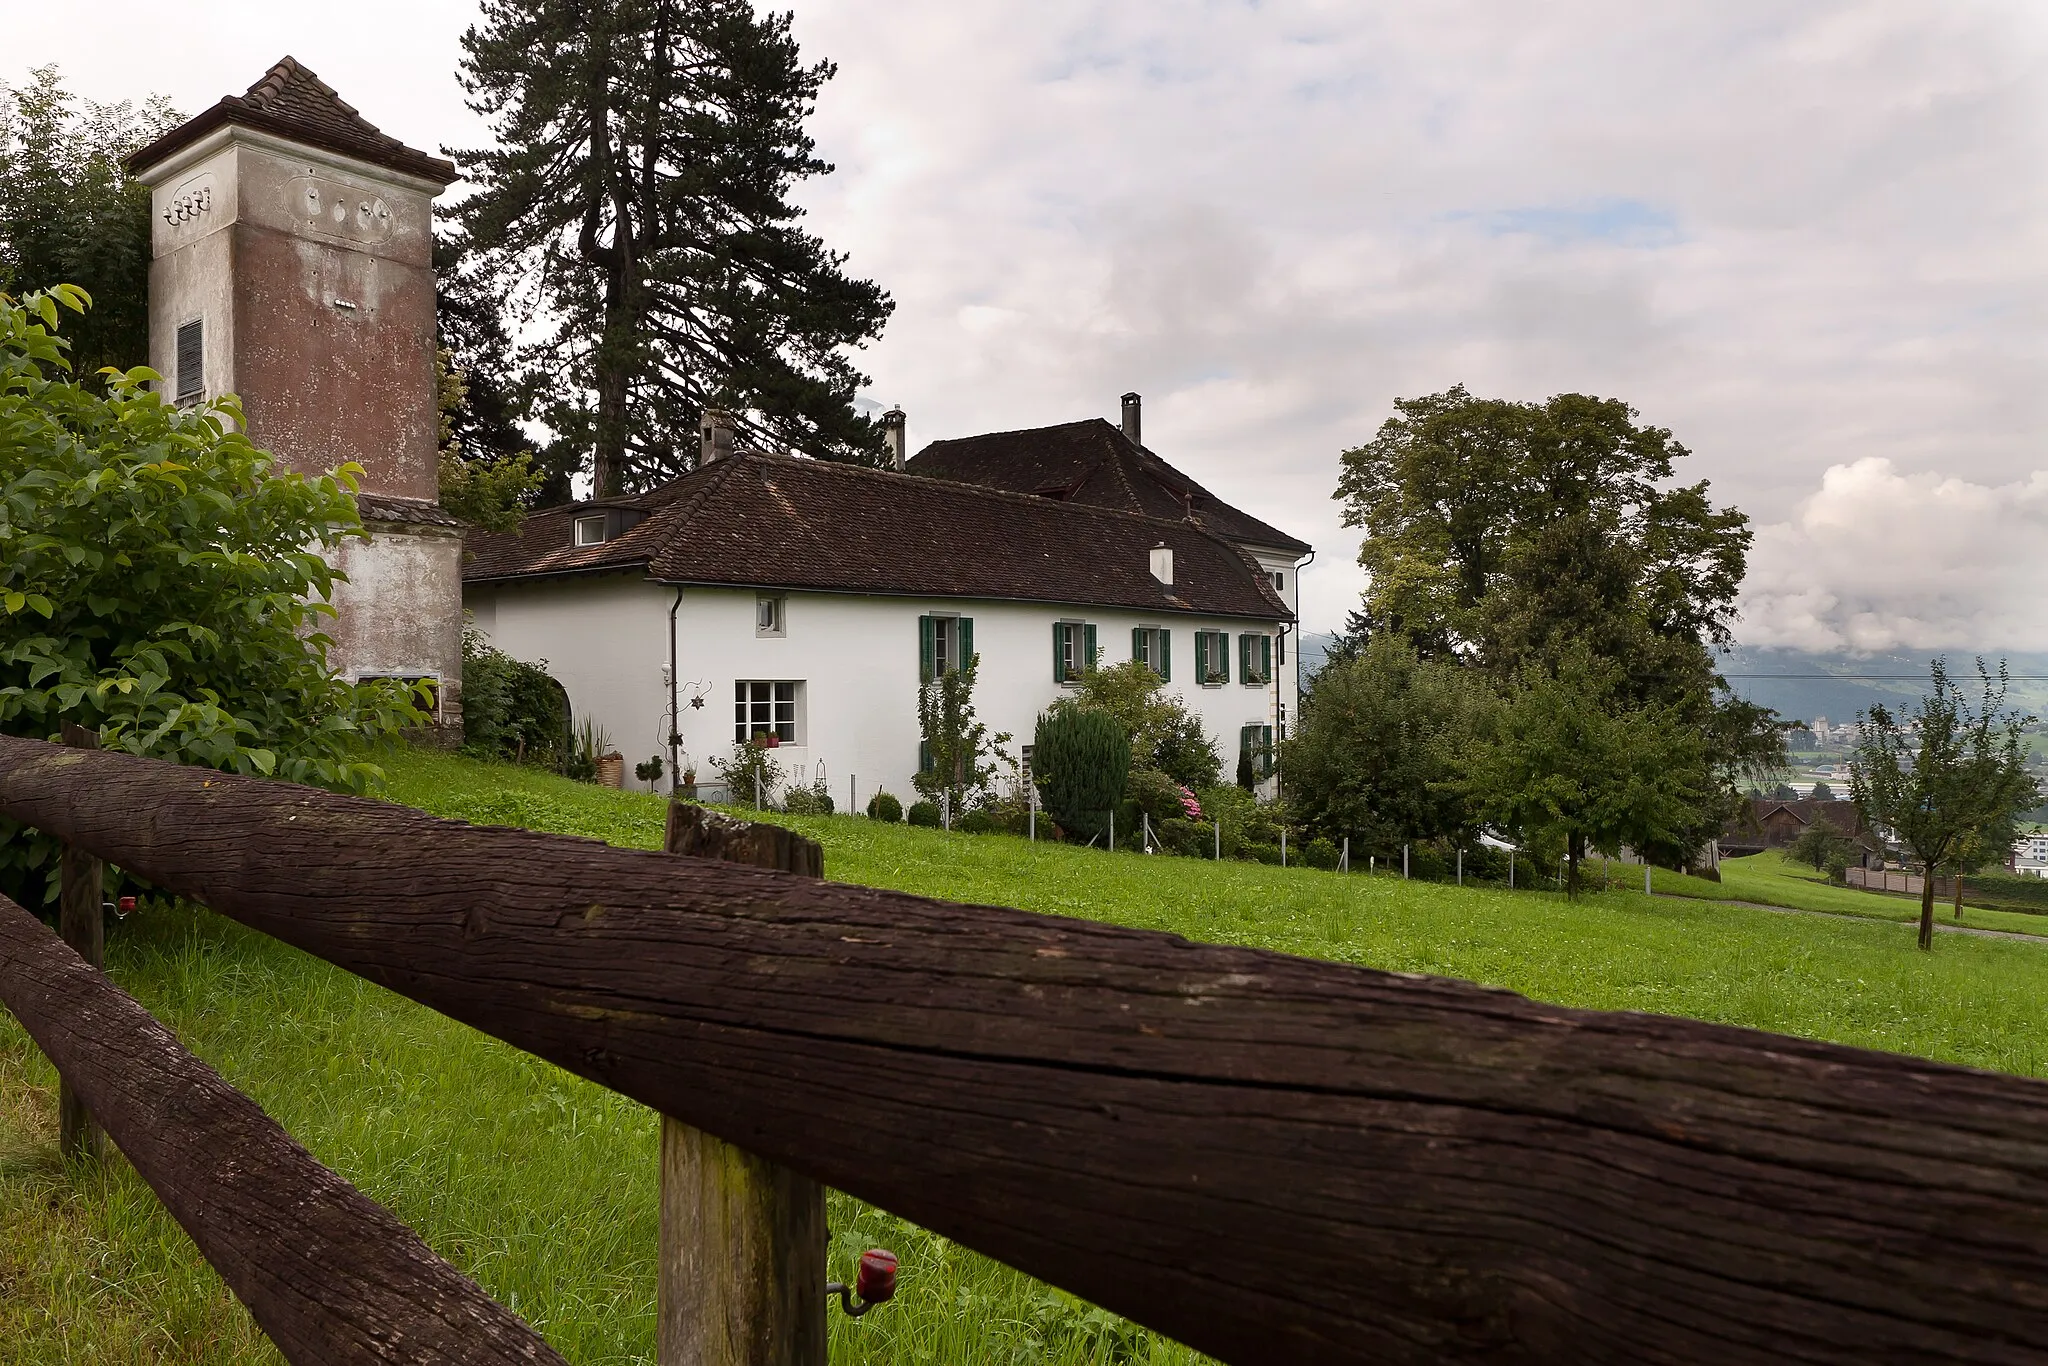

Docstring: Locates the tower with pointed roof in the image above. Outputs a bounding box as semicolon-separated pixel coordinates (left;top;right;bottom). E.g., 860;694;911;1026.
129;58;465;730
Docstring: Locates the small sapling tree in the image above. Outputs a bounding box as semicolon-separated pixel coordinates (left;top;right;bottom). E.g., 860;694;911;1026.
1850;658;2037;950
1788;815;1855;874
915;650;1007;817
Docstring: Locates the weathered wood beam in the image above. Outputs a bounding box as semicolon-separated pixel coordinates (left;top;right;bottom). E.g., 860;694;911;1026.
5;736;2048;1365
659;802;827;1366
0;887;566;1365
56;721;103;1162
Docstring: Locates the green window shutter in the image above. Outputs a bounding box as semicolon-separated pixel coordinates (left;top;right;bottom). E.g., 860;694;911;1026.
1239;725;1255;771
959;616;974;671
1238;633;1250;683
1261;725;1274;777
1053;621;1066;682
1132;626;1145;667
919;740;932;773
1159;628;1171;682
1260;634;1272;682
919;615;935;684
1084;623;1097;674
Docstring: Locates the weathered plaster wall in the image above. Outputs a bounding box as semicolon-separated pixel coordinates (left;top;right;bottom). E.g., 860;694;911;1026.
326;526;464;722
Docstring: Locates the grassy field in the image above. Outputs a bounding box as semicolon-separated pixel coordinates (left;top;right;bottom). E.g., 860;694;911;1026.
1640;848;2048;938
6;747;2048;1363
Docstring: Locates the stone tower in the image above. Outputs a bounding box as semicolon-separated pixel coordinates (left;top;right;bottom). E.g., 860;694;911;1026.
128;58;464;729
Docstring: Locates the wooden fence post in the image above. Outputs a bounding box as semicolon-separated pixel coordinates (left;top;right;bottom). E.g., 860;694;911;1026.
57;722;102;1163
659;802;826;1366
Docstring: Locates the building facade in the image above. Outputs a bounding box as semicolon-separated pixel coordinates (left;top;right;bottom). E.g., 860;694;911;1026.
127;58;465;727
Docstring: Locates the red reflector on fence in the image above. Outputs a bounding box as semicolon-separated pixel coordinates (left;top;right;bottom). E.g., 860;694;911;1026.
856;1249;897;1304
117;896;137;915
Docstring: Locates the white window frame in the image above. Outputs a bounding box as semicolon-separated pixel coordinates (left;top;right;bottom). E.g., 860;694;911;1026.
735;680;800;745
756;594;786;638
574;515;607;547
1197;630;1228;686
932;615;959;677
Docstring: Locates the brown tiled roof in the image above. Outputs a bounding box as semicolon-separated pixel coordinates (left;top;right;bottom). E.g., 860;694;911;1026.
129;57;457;185
1723;798;1883;851
463;453;1291;620
905;418;1311;557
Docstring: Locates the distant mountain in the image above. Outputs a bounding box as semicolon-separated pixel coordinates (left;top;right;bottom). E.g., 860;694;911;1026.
1715;646;2048;726
1296;634;2048;726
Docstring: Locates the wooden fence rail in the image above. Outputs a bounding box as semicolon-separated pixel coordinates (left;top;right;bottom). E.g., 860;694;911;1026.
6;734;2048;1364
0;888;565;1365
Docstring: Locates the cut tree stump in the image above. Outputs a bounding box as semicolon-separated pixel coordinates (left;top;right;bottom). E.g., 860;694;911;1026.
659;802;827;1366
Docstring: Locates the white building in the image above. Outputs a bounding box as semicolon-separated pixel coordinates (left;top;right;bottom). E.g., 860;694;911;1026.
462;403;1307;805
2011;829;2048;879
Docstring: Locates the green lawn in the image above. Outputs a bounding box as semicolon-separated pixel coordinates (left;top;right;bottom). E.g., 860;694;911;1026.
6;747;2048;1363
1643;848;2048;938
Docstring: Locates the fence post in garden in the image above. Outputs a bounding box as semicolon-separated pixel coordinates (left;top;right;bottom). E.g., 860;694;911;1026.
849;775;856;816
1029;786;1036;842
55;722;104;1163
1142;811;1151;853
1403;845;1409;880
1108;809;1114;852
1457;848;1463;886
1510;850;1515;889
1280;829;1287;868
1645;862;1653;895
1340;837;1349;873
659;802;827;1366
1213;820;1220;859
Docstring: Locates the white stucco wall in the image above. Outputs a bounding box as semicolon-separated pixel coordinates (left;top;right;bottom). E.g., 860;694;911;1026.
467;576;1292;804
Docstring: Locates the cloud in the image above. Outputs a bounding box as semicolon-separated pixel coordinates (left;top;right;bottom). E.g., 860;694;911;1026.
15;1;2048;645
1741;459;2048;652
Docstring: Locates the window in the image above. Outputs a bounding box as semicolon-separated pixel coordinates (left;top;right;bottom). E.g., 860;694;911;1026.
1194;631;1230;685
1052;620;1096;684
756;595;785;637
1240;724;1275;780
919;614;974;681
1238;633;1273;685
1269;570;1285;591
735;680;798;744
574;515;606;547
1131;626;1171;680
175;319;203;405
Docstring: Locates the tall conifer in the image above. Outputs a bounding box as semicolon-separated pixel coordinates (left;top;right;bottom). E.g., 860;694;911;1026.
451;0;893;495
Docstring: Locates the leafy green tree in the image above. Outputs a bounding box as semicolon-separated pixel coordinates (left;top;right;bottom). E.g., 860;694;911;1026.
1463;651;1712;897
1772;782;1800;801
434;231;561;505
1033;702;1130;843
459;626;569;765
1281;635;1489;857
915;651;1007;815
1069;659;1220;789
0;68;177;381
452;0;894;495
1851;660;2038;950
436;348;542;531
1787;815;1853;873
0;287;426;906
1808;779;1835;802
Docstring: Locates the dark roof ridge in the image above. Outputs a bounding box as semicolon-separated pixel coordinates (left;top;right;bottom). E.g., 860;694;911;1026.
129;56;457;185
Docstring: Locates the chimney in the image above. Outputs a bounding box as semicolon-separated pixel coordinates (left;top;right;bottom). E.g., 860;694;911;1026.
699;407;736;466
881;406;907;471
1121;391;1142;445
1150;542;1173;585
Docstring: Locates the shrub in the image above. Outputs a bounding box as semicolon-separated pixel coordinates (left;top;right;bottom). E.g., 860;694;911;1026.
1156;817;1212;858
634;755;664;784
1304;837;1339;870
460;627;570;767
0;286;427;907
958;809;997;835
1033;701;1131;843
712;740;782;807
907;800;941;828
865;790;903;822
1124;767;1186;826
1243;841;1281;865
1197;783;1280;858
782;782;834;815
1069;660;1221;789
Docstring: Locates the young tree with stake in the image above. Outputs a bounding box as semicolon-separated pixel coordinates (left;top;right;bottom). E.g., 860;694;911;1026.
1850;659;2036;951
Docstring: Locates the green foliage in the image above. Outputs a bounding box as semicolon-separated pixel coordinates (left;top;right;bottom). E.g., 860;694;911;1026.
1122;767;1186;827
1773;782;1800;801
1281;635;1490;853
1033;702;1132;842
711;739;781;806
634;755;664;783
1788;815;1855;874
0;68;178;381
865;790;903;823
906;799;941;828
0;287;427;905
915;651;1007;811
1069;660;1220;788
1303;837;1339;871
1195;783;1281;858
1463;650;1712;896
1850;658;2038;949
1235;746;1255;792
781;780;834;815
437;348;542;530
1808;780;1835;802
459;627;571;767
957;808;997;835
452;0;894;493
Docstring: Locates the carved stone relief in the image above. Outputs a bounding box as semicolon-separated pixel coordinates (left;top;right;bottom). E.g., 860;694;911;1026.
286;174;395;245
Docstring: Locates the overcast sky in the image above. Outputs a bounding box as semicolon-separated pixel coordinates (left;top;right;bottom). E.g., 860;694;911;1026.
13;1;2046;647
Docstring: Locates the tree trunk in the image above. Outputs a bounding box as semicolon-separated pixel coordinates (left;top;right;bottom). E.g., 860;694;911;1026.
591;275;634;497
1918;866;1936;950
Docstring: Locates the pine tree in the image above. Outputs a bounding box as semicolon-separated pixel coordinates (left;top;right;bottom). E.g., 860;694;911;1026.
451;0;894;496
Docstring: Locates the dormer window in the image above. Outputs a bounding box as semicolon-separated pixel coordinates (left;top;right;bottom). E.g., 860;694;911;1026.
574;515;607;546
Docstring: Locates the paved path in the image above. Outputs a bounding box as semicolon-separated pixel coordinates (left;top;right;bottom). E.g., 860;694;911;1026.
1657;893;2048;943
